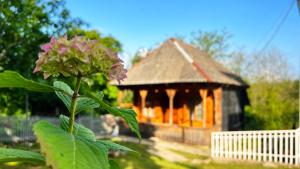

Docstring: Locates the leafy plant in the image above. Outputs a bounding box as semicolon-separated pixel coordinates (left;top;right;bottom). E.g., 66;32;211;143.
0;36;140;169
0;0;86;116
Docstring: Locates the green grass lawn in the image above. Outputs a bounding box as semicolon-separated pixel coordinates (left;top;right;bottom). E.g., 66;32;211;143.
114;141;300;169
1;141;299;169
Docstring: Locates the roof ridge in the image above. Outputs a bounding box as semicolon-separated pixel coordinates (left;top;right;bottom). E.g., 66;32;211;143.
171;39;212;82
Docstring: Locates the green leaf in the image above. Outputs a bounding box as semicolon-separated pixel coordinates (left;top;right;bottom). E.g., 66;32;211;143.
114;108;141;140
0;148;45;164
109;159;121;169
0;71;55;92
54;81;99;113
77;97;99;113
88;93;141;139
59;115;96;141
54;81;72;111
96;140;138;155
33;120;109;169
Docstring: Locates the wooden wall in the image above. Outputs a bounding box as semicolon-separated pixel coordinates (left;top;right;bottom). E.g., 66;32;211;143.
221;87;248;130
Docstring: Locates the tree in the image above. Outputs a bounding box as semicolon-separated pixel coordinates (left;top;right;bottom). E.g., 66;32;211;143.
223;49;248;76
0;0;84;116
131;52;142;66
0;0;84;75
190;30;232;60
245;49;291;82
130;48;148;66
244;80;299;130
242;49;299;130
67;28;122;52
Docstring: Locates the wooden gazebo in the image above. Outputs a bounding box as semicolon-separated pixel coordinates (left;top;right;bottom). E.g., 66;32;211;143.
114;38;248;144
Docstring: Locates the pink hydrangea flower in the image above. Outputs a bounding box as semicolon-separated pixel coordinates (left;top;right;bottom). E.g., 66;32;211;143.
58;45;68;55
41;37;57;53
109;62;127;84
34;36;127;83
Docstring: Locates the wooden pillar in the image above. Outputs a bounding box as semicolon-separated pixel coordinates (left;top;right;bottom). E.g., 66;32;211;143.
199;89;208;128
213;88;222;130
139;90;148;122
166;89;176;125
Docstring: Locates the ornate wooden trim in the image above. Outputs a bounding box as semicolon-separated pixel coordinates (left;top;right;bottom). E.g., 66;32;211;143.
166;89;176;125
139;90;148;122
199;89;208;128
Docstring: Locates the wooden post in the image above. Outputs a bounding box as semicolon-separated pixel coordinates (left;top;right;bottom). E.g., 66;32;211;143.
258;133;262;161
199;89;207;128
295;128;300;166
285;133;289;164
279;132;283;163
166;89;176;125
139;90;148;122
213;88;222;130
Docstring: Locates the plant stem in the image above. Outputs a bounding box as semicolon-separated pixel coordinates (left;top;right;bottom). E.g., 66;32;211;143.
68;75;82;134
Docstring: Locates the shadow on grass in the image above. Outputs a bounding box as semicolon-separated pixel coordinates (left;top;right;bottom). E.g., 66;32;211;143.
114;141;199;169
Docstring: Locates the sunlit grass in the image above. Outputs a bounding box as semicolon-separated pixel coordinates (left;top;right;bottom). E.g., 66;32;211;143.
168;148;209;160
114;141;300;169
4;162;21;166
1;141;300;169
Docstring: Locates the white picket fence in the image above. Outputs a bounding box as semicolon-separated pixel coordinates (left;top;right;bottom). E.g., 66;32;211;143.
211;128;300;166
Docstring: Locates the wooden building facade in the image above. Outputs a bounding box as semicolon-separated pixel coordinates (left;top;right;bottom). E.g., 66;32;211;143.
114;38;248;144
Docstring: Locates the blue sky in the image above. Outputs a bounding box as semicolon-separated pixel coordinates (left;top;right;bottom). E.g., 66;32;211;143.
66;0;300;76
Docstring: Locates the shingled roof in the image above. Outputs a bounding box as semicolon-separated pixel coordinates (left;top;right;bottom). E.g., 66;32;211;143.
115;38;247;87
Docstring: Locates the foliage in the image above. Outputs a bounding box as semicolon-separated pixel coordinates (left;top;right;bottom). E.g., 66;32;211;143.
88;93;141;139
230;49;299;130
0;0;85;116
190;30;232;60
0;0;82;75
244;80;299;130
0;1;122;116
0;148;45;164
131;52;143;66
34;120;109;169
121;90;134;104
0;0;84;73
0;36;140;169
54;81;99;114
67;29;122;53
